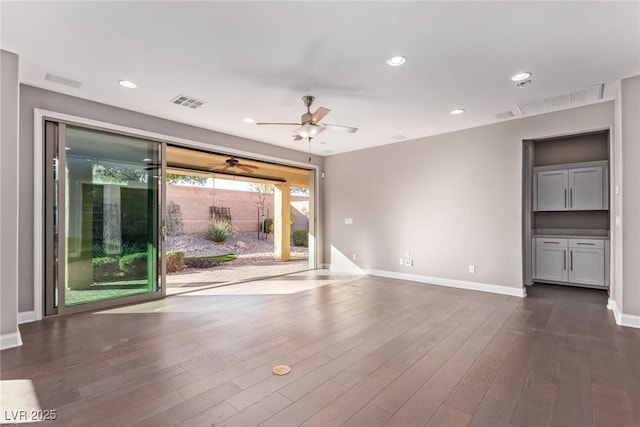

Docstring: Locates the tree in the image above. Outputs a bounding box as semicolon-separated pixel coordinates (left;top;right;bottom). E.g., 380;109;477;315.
93;164;148;184
250;183;274;236
92;165;208;186
166;174;208;186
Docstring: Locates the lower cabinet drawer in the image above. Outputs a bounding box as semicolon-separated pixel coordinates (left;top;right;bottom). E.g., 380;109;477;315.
569;238;604;249
536;238;567;247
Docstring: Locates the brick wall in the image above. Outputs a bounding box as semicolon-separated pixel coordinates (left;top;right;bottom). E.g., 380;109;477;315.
166;184;309;234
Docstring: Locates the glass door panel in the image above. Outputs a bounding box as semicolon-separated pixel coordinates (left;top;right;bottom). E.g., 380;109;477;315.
50;124;161;312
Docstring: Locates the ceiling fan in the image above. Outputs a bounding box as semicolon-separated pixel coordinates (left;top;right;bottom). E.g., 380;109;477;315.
210;156;258;174
257;95;358;141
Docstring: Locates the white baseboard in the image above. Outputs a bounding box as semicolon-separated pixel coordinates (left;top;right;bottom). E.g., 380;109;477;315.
608;298;640;328
0;331;23;350
18;310;36;324
364;269;527;298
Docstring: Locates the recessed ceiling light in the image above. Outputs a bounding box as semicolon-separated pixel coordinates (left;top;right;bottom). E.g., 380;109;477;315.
450;109;465;115
511;72;531;82
65;147;71;151
244;118;255;123
142;158;152;162
119;80;137;89
386;56;407;67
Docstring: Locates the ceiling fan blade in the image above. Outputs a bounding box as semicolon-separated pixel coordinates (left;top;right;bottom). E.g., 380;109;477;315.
237;165;256;173
293;135;303;141
256;122;301;126
311;107;331;123
222;165;232;171
323;123;358;133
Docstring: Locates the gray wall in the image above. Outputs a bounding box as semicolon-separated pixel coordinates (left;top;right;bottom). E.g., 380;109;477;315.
1;50;20;338
324;102;614;290
18;84;324;312
621;75;640;316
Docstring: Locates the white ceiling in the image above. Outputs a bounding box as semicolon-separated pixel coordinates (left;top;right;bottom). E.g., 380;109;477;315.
2;1;639;156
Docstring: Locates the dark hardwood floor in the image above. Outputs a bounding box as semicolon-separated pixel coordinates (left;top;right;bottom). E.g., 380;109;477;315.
1;274;639;426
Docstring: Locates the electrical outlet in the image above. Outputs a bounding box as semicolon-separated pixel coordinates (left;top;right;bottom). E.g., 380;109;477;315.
399;258;404;266
405;250;411;258
405;259;414;267
352;254;357;261
468;264;476;273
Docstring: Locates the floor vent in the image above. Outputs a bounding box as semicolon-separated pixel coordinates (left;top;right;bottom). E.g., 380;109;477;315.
517;84;603;116
45;73;81;88
170;94;206;109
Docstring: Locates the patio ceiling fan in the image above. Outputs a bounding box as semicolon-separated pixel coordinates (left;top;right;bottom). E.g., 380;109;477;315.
210;156;258;174
256;95;358;141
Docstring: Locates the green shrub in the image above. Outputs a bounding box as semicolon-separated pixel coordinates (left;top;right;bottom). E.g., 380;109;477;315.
92;257;119;282
184;254;237;269
92;241;147;258
262;218;274;234
166;250;184;273
292;229;308;247
206;220;233;243
119;252;148;277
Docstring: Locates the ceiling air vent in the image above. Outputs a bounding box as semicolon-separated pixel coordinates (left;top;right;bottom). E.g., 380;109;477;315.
495;111;514;120
170;94;206;109
517;84;603;116
45;73;81;88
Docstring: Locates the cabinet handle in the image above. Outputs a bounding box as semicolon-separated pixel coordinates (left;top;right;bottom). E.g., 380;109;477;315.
570;188;573;208
564;188;567;208
563;250;566;270
543;241;560;244
570;250;573;271
576;242;595;245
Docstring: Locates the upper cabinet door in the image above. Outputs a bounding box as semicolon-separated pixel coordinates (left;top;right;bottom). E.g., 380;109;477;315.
535;170;568;211
569;166;604;210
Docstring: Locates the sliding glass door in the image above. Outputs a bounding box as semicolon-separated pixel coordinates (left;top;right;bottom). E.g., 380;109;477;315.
45;121;164;315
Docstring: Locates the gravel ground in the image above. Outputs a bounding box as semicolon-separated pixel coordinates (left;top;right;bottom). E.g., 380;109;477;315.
167;231;308;265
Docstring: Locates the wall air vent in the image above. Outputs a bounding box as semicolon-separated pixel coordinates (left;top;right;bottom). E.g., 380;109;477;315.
45;73;81;88
517;84;603;116
495;111;514;120
170;94;206;109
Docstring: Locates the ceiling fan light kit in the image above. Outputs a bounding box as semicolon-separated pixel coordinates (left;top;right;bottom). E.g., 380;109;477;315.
256;95;357;142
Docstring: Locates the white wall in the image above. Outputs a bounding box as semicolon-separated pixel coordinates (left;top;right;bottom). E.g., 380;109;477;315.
621;75;640;317
17;85;324;315
0;50;22;349
324;102;614;295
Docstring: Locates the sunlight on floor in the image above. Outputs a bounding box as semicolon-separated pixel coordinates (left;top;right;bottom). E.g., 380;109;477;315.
97;270;364;314
0;380;46;424
180;271;362;296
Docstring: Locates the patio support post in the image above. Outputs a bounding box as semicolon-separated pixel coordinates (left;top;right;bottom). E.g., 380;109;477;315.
274;181;291;261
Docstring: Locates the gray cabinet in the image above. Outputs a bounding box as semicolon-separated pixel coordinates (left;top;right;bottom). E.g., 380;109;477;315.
534;161;608;211
568;239;605;286
535;238;568;282
536;170;568;211
534;237;608;288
